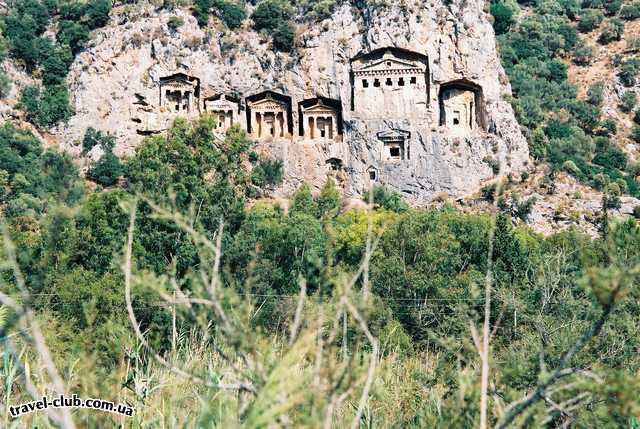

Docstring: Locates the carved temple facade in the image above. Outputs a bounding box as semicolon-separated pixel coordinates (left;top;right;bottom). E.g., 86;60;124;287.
146;47;490;184
159;73;201;117
350;48;430;119
245;91;294;139
204;94;240;132
298;97;343;142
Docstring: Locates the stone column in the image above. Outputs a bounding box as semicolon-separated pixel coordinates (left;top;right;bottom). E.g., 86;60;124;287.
252;111;257;137
281;111;287;138
332;115;337;140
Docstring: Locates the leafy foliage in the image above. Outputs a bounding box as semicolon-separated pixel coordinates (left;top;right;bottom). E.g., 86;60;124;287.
2;0;112;128
250;157;283;188
194;0;246;28
366;185;409;213
251;0;296;51
490;1;517;35
0;123;83;219
88;152;124;187
19;85;72;128
494;0;637;196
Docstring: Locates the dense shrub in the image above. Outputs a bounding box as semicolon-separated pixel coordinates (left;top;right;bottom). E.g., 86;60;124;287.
631;125;640;143
490;1;517;35
20;85;72;128
366;186;409;213
272;21;295;51
570;100;600;132
88;152;124;187
298;0;339;22
0;72;11;98
572;44;595;65
215;0;246;29
597;118;617;136
82;128;115;154
85;0;112;28
0;123;83;216
0;34;7;62
598;19;625;44
593;147;628;171
57;20;91;54
251;158;283;187
495;0;639;195
2;0;112;127
620;91;638;113
193;0;213;26
620;3;640;20
605;0;623;16
587;81;604;106
41;45;74;86
252;0;294;31
167;16;184;31
618;58;640;87
481;183;498;202
578;9;604;33
251;0;295;52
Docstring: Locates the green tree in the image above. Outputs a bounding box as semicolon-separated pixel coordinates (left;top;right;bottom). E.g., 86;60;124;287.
578;9;604;33
599;19;625;44
214;0;246;29
490;2;516;35
620;91;638;113
272;21;295;52
251;0;294;32
316;178;341;218
290;183;316;216
88;152;124;187
0;72;11;98
20;85;72;128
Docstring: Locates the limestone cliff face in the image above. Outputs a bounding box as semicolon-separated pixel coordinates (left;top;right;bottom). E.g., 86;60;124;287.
57;0;530;201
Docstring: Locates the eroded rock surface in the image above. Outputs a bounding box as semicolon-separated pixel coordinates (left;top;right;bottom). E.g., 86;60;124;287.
56;0;530;201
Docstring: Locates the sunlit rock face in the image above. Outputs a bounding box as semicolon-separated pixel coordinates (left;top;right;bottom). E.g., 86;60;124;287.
58;0;529;202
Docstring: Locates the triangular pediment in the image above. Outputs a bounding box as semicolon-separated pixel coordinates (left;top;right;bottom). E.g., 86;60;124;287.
357;57;421;72
160;73;198;87
249;97;287;110
303;103;337;114
377;129;410;140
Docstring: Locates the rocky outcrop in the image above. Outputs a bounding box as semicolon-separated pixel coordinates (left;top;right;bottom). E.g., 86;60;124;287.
56;0;530;201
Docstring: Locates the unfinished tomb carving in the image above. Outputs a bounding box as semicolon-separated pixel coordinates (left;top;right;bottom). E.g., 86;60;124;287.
159;73;201;117
439;80;485;134
326;157;343;171
246;91;293;140
204;94;240;132
350;48;429;119
299;97;343;141
377;129;410;162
